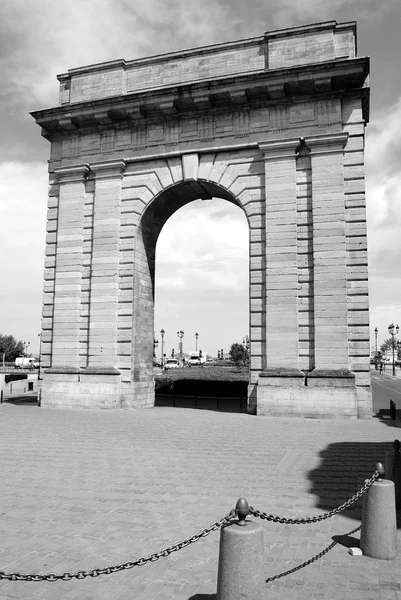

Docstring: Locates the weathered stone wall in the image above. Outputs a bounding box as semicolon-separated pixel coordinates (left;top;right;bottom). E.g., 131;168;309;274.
33;20;371;416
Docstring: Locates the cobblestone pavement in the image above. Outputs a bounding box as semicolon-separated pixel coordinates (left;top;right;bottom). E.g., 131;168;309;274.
0;402;400;600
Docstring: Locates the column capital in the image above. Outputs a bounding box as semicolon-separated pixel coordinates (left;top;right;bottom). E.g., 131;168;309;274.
54;164;89;183
258;137;300;160
89;160;126;179
304;132;348;155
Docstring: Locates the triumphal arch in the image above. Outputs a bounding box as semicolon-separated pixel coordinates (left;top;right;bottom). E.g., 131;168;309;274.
32;21;371;417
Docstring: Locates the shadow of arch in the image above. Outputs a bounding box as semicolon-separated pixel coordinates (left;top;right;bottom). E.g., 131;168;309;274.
2;395;39;406
307;440;398;526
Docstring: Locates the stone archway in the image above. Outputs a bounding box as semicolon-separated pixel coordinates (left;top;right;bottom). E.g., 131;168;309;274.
32;20;371;417
130;169;260;413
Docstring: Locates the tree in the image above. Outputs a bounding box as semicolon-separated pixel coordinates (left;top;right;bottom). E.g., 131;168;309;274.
229;342;249;368
0;335;25;362
380;337;401;359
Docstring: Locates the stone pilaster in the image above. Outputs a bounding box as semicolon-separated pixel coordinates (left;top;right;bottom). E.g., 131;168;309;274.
307;132;349;373
86;160;125;371
259;138;302;375
51;164;88;369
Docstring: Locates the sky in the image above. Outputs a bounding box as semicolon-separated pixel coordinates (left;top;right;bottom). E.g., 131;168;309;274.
0;0;400;358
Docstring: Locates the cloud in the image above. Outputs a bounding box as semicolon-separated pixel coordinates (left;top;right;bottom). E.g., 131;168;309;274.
0;161;47;349
0;0;239;111
156;199;248;290
365;97;401;278
2;0;395;113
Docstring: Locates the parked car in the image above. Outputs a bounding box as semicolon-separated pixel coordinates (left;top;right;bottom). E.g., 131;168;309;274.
164;358;180;369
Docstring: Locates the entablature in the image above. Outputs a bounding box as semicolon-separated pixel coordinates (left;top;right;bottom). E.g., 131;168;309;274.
32;56;369;141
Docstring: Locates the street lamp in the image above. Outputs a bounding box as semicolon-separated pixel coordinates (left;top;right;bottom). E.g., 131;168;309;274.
160;329;165;366
195;332;199;352
388;323;399;377
38;332;42;380
24;341;30;357
374;327;378;369
177;330;184;359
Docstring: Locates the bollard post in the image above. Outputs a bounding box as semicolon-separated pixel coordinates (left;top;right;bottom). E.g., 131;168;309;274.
360;463;397;559
216;498;265;600
385;440;401;507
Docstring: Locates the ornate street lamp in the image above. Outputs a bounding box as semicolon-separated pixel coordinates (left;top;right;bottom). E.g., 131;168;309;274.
388;323;399;377
160;329;165;366
374;327;378;369
177;330;184;359
195;332;199;352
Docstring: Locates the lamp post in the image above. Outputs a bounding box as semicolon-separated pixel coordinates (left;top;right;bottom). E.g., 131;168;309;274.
388;323;399;377
177;330;184;359
38;332;42;380
374;327;378;369
23;341;30;357
160;329;165;366
195;332;199;352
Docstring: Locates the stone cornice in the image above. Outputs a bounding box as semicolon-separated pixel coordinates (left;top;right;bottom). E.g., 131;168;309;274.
259;137;300;159
54;164;89;183
89;160;126;179
305;131;349;154
31;57;369;141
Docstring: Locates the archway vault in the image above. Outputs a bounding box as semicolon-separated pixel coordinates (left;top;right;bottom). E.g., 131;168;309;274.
32;21;371;417
130;151;264;404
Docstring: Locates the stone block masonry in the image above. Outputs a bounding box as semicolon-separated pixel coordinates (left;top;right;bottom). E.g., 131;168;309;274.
32;20;371;416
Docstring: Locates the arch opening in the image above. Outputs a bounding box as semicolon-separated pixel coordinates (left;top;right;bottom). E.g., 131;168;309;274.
132;181;251;390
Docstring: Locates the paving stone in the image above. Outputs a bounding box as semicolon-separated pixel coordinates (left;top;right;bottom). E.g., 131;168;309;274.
0;404;400;599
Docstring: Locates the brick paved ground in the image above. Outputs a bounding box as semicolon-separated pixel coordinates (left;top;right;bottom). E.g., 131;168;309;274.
0;401;400;600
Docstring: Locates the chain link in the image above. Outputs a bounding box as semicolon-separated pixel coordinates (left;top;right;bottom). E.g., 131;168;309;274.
0;510;236;582
391;440;400;482
265;524;361;583
250;470;379;525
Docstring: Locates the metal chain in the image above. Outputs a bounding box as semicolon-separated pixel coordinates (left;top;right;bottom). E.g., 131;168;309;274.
0;510;236;582
391;439;400;482
250;470;379;525
265;524;361;583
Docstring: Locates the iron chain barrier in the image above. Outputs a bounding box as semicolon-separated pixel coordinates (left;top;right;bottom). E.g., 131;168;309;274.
0;510;236;582
265;523;362;583
249;468;380;525
0;455;395;584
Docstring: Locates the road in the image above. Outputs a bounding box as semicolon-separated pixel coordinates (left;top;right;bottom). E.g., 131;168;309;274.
371;367;401;416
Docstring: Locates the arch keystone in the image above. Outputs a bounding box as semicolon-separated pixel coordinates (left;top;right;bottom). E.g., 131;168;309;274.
182;153;199;181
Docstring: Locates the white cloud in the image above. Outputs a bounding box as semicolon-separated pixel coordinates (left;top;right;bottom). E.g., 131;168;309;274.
154;199;249;352
0;161;47;350
155;199;248;292
365;97;401;342
365;98;401;271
